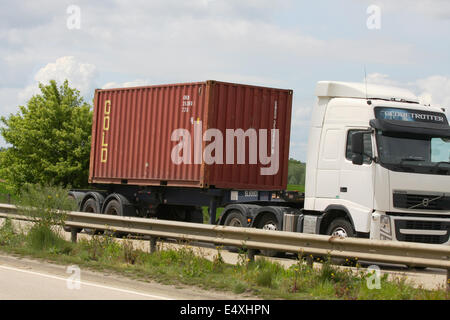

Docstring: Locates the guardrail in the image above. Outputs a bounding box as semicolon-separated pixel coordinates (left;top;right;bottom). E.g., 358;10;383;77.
0;203;449;285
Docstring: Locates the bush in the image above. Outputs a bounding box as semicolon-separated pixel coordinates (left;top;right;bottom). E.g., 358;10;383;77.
26;224;69;252
0;218;21;246
16;183;77;228
256;270;274;288
81;234;121;262
122;239;138;264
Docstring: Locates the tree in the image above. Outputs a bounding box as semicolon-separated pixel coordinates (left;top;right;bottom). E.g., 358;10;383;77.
0;80;92;192
288;158;306;186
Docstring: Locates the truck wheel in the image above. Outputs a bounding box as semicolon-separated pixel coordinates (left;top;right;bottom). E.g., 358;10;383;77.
258;214;280;257
224;211;246;227
326;218;355;238
103;199;127;237
82;198;104;235
223;211;246;252
326;218;356;266
63;194;82;233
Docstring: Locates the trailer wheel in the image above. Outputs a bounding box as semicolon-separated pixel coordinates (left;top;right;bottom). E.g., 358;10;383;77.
103;199;127;237
82;198;104;235
257;213;280;257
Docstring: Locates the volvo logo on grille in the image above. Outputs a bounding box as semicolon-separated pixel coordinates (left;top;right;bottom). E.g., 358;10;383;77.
407;195;443;209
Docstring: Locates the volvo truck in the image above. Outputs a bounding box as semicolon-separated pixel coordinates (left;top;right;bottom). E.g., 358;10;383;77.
70;80;450;247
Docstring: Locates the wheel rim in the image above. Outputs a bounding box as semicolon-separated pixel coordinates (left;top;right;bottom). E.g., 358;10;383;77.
331;227;348;238
260;219;279;257
107;206;119;216
228;217;242;227
262;221;277;231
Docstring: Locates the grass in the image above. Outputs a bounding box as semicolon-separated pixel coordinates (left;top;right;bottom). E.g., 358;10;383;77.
0;219;448;300
287;184;305;193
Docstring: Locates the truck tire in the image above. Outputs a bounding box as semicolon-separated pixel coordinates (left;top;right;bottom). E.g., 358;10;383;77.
326;218;355;238
326;218;356;266
63;194;82;233
257;213;280;257
224;211;246;228
103;199;127;237
223;211;246;252
82;198;104;235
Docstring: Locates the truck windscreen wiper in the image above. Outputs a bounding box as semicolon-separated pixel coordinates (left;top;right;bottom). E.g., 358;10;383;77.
399;157;425;165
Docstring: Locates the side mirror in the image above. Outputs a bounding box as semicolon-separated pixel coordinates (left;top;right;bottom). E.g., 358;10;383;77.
352;154;364;165
351;132;364;155
351;132;365;165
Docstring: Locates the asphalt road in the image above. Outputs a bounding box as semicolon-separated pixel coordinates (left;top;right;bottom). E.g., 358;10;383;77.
0;254;247;300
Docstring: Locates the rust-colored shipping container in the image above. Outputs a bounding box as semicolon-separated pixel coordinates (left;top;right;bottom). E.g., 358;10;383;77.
89;80;293;190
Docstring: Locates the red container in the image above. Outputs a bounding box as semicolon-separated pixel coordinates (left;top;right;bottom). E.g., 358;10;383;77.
89;80;293;190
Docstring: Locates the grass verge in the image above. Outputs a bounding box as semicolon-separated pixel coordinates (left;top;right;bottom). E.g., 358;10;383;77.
0;219;448;300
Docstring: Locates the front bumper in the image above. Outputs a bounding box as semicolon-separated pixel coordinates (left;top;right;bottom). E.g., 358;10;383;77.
371;212;450;245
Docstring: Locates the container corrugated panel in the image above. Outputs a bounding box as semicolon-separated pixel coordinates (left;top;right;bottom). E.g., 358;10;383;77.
89;81;293;190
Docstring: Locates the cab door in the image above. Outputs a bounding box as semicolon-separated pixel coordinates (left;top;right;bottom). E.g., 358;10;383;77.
338;128;375;232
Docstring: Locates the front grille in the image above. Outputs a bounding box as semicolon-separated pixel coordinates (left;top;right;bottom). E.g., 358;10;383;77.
404;220;445;230
395;219;450;244
393;193;450;211
401;234;445;244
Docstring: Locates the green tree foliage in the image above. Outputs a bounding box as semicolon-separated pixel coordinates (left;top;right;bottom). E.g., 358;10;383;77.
288;158;306;186
0;80;92;192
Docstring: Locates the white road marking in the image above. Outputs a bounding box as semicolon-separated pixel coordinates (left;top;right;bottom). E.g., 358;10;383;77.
0;264;172;300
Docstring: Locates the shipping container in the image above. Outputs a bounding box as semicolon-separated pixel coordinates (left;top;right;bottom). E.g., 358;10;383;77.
89;80;293;190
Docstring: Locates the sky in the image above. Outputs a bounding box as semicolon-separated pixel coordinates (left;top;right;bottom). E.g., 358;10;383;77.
1;0;450;161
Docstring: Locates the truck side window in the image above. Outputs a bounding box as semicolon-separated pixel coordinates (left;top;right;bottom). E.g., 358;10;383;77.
346;130;372;164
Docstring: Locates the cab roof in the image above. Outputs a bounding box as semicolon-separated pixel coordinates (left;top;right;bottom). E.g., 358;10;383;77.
316;81;420;104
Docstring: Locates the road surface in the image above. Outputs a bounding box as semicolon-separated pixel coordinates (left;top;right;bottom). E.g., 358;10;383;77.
0;253;248;300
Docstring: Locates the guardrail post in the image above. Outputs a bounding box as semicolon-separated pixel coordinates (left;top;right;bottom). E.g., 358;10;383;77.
150;236;157;253
70;228;78;243
306;255;314;268
247;249;256;262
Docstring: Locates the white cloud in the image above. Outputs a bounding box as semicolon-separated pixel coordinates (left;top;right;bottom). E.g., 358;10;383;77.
18;56;97;102
415;75;450;108
0;0;417;88
0;88;22;117
0;56;97;147
365;73;400;87
366;72;450;118
102;79;152;89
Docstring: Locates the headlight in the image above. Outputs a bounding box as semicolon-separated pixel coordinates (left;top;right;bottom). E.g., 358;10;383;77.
380;215;391;236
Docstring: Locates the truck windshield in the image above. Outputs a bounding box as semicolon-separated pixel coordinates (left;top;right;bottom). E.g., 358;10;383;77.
376;131;450;175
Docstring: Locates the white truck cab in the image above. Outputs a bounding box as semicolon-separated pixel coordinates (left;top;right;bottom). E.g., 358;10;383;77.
305;81;450;245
